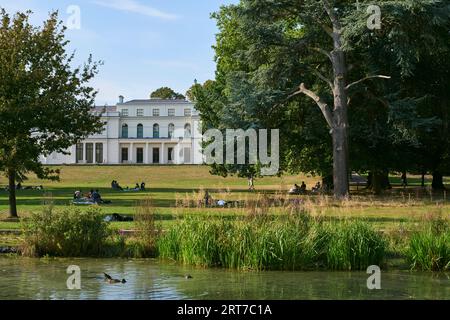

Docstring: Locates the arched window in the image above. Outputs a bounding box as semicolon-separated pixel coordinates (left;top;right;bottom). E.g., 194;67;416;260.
168;123;175;138
153;123;160;138
137;124;144;138
184;123;191;138
122;124;128;138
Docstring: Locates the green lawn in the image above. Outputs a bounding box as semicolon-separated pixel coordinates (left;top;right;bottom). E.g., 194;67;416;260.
0;165;449;246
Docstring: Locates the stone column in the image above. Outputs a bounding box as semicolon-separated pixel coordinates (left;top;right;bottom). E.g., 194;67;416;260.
161;142;165;164
129;143;134;164
145;143;149;164
93;143;97;164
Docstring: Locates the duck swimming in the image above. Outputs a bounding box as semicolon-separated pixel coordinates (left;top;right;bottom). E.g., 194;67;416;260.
104;273;126;284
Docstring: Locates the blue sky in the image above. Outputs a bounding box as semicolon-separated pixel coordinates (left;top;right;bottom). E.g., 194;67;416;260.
0;0;238;105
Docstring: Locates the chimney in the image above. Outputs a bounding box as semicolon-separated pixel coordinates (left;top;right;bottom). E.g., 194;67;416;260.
118;95;124;104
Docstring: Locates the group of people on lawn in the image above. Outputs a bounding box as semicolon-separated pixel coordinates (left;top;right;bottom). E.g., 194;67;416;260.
111;180;146;191
73;180;147;205
289;181;323;195
73;189;110;204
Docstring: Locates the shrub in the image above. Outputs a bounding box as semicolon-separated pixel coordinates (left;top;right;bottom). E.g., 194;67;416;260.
22;205;111;257
406;215;449;271
323;220;387;270
157;213;387;271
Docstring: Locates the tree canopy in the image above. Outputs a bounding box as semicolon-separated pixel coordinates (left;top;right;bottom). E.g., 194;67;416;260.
150;86;185;100
192;0;450;194
0;10;104;217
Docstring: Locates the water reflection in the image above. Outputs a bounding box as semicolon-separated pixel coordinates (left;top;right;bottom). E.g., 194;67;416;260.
0;258;448;300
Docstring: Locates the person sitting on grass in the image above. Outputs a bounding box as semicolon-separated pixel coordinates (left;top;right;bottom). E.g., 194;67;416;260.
92;189;101;203
289;184;301;195
73;190;82;200
140;182;146;191
312;182;322;193
300;182;307;194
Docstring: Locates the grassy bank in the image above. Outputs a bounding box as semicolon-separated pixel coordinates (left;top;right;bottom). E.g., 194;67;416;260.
15;202;449;272
0;166;448;270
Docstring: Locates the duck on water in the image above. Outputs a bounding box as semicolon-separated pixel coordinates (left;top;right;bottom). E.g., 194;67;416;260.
104;273;126;284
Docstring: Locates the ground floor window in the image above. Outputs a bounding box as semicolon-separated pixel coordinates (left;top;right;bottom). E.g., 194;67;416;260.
86;143;94;164
76;143;84;163
95;143;103;163
168;147;174;162
121;148;128;163
153;148;160;164
137;148;144;164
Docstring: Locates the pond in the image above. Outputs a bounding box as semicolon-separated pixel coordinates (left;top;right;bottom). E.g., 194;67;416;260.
0;257;448;300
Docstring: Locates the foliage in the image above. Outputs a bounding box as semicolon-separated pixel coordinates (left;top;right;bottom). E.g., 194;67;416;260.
150;86;185;100
158;212;387;271
0;10;103;217
406;214;450;271
22;206;111;257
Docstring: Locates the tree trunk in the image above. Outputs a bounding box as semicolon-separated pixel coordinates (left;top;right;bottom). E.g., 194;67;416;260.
432;171;445;190
8;169;18;218
369;169;390;195
330;33;349;199
421;171;425;188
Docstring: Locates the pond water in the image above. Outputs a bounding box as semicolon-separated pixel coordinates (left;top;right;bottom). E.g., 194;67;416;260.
0;257;448;300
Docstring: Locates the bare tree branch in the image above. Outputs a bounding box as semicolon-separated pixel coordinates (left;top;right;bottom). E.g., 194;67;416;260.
311;67;334;91
297;83;334;129
345;75;391;90
308;46;332;62
322;0;339;29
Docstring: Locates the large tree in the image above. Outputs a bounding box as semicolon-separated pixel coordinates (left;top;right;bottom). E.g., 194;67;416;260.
150;86;185;100
199;0;449;197
0;10;103;218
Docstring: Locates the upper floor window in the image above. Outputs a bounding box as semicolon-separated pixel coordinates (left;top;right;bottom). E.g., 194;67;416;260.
168;108;175;117
153;124;160;138
184;108;191;116
122;124;128;138
137;109;144;117
153;109;160;117
184;123;191;138
121;109;129;117
168;123;175;138
137;124;144;138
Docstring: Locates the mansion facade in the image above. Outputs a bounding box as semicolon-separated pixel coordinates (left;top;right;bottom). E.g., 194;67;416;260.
39;97;203;165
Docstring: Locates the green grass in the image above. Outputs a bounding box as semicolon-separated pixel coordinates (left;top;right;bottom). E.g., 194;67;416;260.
0;165;449;248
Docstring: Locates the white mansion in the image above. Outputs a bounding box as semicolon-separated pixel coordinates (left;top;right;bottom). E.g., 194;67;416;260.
39;96;203;165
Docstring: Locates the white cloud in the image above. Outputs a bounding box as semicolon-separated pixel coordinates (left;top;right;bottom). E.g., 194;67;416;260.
93;0;178;20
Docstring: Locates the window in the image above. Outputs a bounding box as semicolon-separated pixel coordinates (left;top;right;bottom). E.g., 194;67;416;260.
86;143;94;164
153;124;160;138
152;148;160;164
121;109;129;117
137;124;144;138
121;124;128;138
168;147;174;162
168;108;175;116
121;148;128;163
184;108;191;116
76;143;84;163
153;109;160;117
137;109;144;117
184;123;191;138
136;148;144;164
168;123;175;138
95;143;103;163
